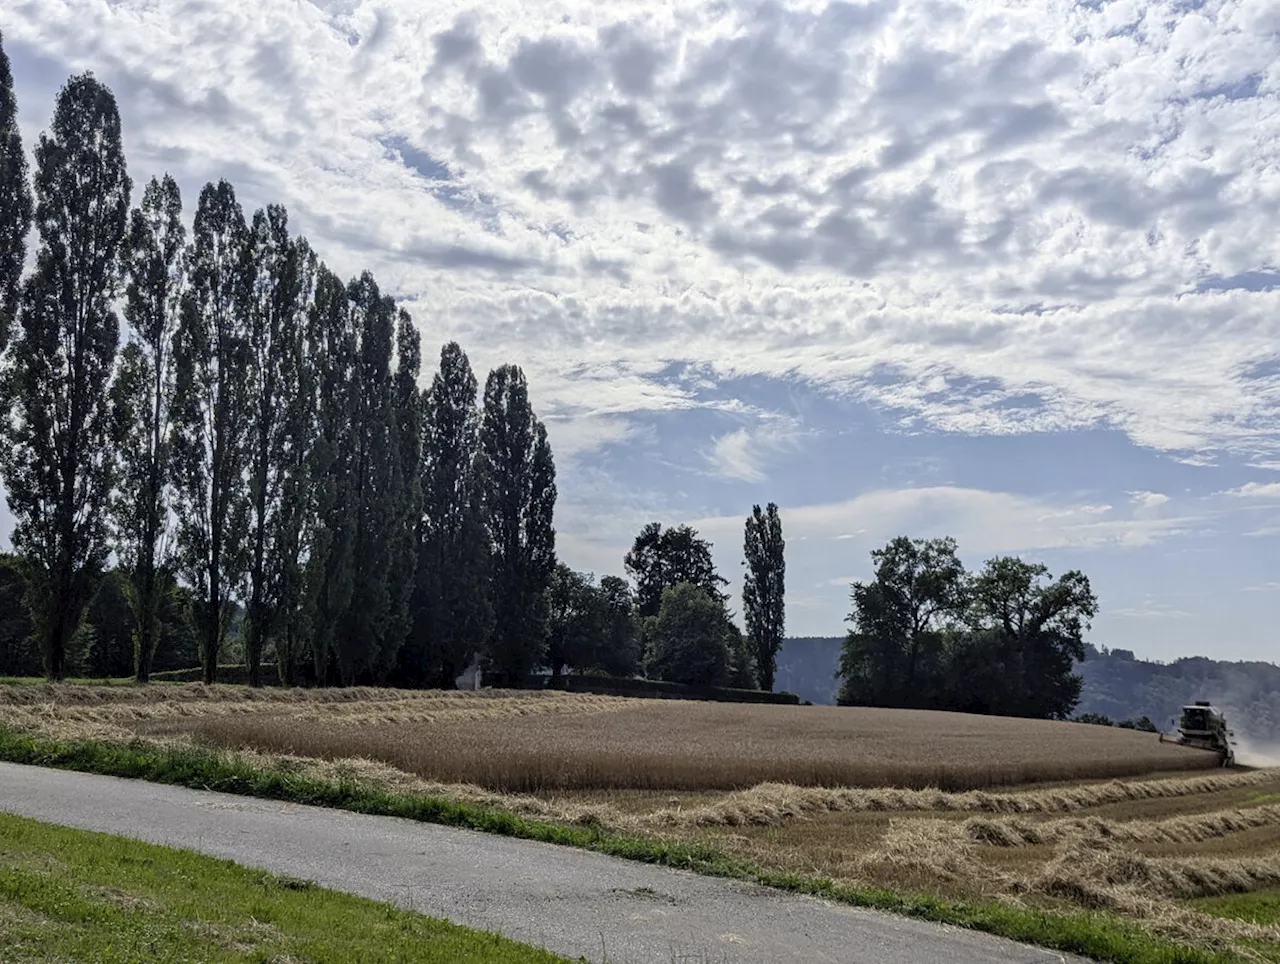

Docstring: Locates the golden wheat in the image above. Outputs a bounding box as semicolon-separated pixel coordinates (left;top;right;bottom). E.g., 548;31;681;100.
136;698;1218;793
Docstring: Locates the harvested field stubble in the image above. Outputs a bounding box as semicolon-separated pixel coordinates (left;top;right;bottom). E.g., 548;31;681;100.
0;683;627;742
655;768;1279;828
163;700;1217;793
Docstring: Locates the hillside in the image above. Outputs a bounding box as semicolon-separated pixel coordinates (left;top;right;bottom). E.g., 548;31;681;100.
776;637;1280;744
1075;644;1280;745
775;637;842;705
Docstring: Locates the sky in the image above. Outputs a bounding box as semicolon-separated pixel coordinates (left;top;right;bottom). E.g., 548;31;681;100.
2;0;1278;664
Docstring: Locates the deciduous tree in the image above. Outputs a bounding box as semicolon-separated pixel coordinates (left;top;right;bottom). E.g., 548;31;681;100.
596;575;641;677
544;564;605;679
837;536;967;707
625;523;727;620
955;557;1097;720
0;74;130;680
644;582;731;687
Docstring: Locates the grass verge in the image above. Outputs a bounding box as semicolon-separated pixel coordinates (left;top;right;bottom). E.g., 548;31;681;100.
0;725;1249;964
1195;888;1280;926
0;809;573;963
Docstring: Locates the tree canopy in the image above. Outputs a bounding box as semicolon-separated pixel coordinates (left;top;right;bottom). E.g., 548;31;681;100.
838;536;1097;720
0;29;32;349
625;522;728;620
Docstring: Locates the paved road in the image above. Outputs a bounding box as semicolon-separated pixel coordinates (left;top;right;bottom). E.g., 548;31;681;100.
0;762;1086;963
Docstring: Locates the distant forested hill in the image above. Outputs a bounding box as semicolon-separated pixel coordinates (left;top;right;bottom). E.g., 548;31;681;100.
775;637;842;705
777;637;1280;744
1074;645;1280;744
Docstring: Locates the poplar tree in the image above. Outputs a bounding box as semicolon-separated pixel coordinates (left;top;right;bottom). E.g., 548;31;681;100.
0;30;32;347
381;309;422;677
302;265;354;683
742;502;786;691
117;174;184;681
243;205;306;686
171;180;253;685
333;272;398;683
478;365;556;687
0;74;130;680
270;238;318;685
405;342;491;687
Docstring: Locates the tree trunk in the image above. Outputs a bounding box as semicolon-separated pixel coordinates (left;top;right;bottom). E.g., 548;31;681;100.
44;606;66;683
203;569;220;685
246;608;264;687
133;563;157;683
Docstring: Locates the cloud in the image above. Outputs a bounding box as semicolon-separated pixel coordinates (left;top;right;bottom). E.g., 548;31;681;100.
701;415;806;483
705;428;765;483
542;413;644;463
5;0;1279;470
1129;490;1171;509
1220;482;1280;498
1112;602;1195;619
1241;582;1280;593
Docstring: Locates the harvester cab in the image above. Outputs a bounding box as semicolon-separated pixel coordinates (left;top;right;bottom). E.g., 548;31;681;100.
1158;700;1237;766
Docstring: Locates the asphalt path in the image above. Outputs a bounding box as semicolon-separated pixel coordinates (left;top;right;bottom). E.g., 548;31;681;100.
0;761;1088;963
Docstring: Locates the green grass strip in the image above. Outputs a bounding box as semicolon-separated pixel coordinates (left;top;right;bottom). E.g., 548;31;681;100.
0;725;1251;964
0;809;575;963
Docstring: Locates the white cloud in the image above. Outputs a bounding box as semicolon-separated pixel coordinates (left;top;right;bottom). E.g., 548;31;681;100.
1219;482;1280;498
701;415;806;482
1113;602;1195;619
1241;582;1280;593
1129;490;1171;509
691;486;1199;558
704;428;765;482
541;413;643;463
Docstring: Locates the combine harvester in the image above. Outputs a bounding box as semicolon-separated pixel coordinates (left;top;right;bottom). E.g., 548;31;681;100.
1159;700;1238;766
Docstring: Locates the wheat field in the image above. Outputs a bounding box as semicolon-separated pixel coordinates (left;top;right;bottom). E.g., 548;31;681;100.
4;682;1279;955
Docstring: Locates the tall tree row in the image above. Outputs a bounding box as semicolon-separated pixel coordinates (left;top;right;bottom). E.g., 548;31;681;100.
262;235;318;686
243;205;309;687
0;50;569;688
0;73;130;681
331;273;414;684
